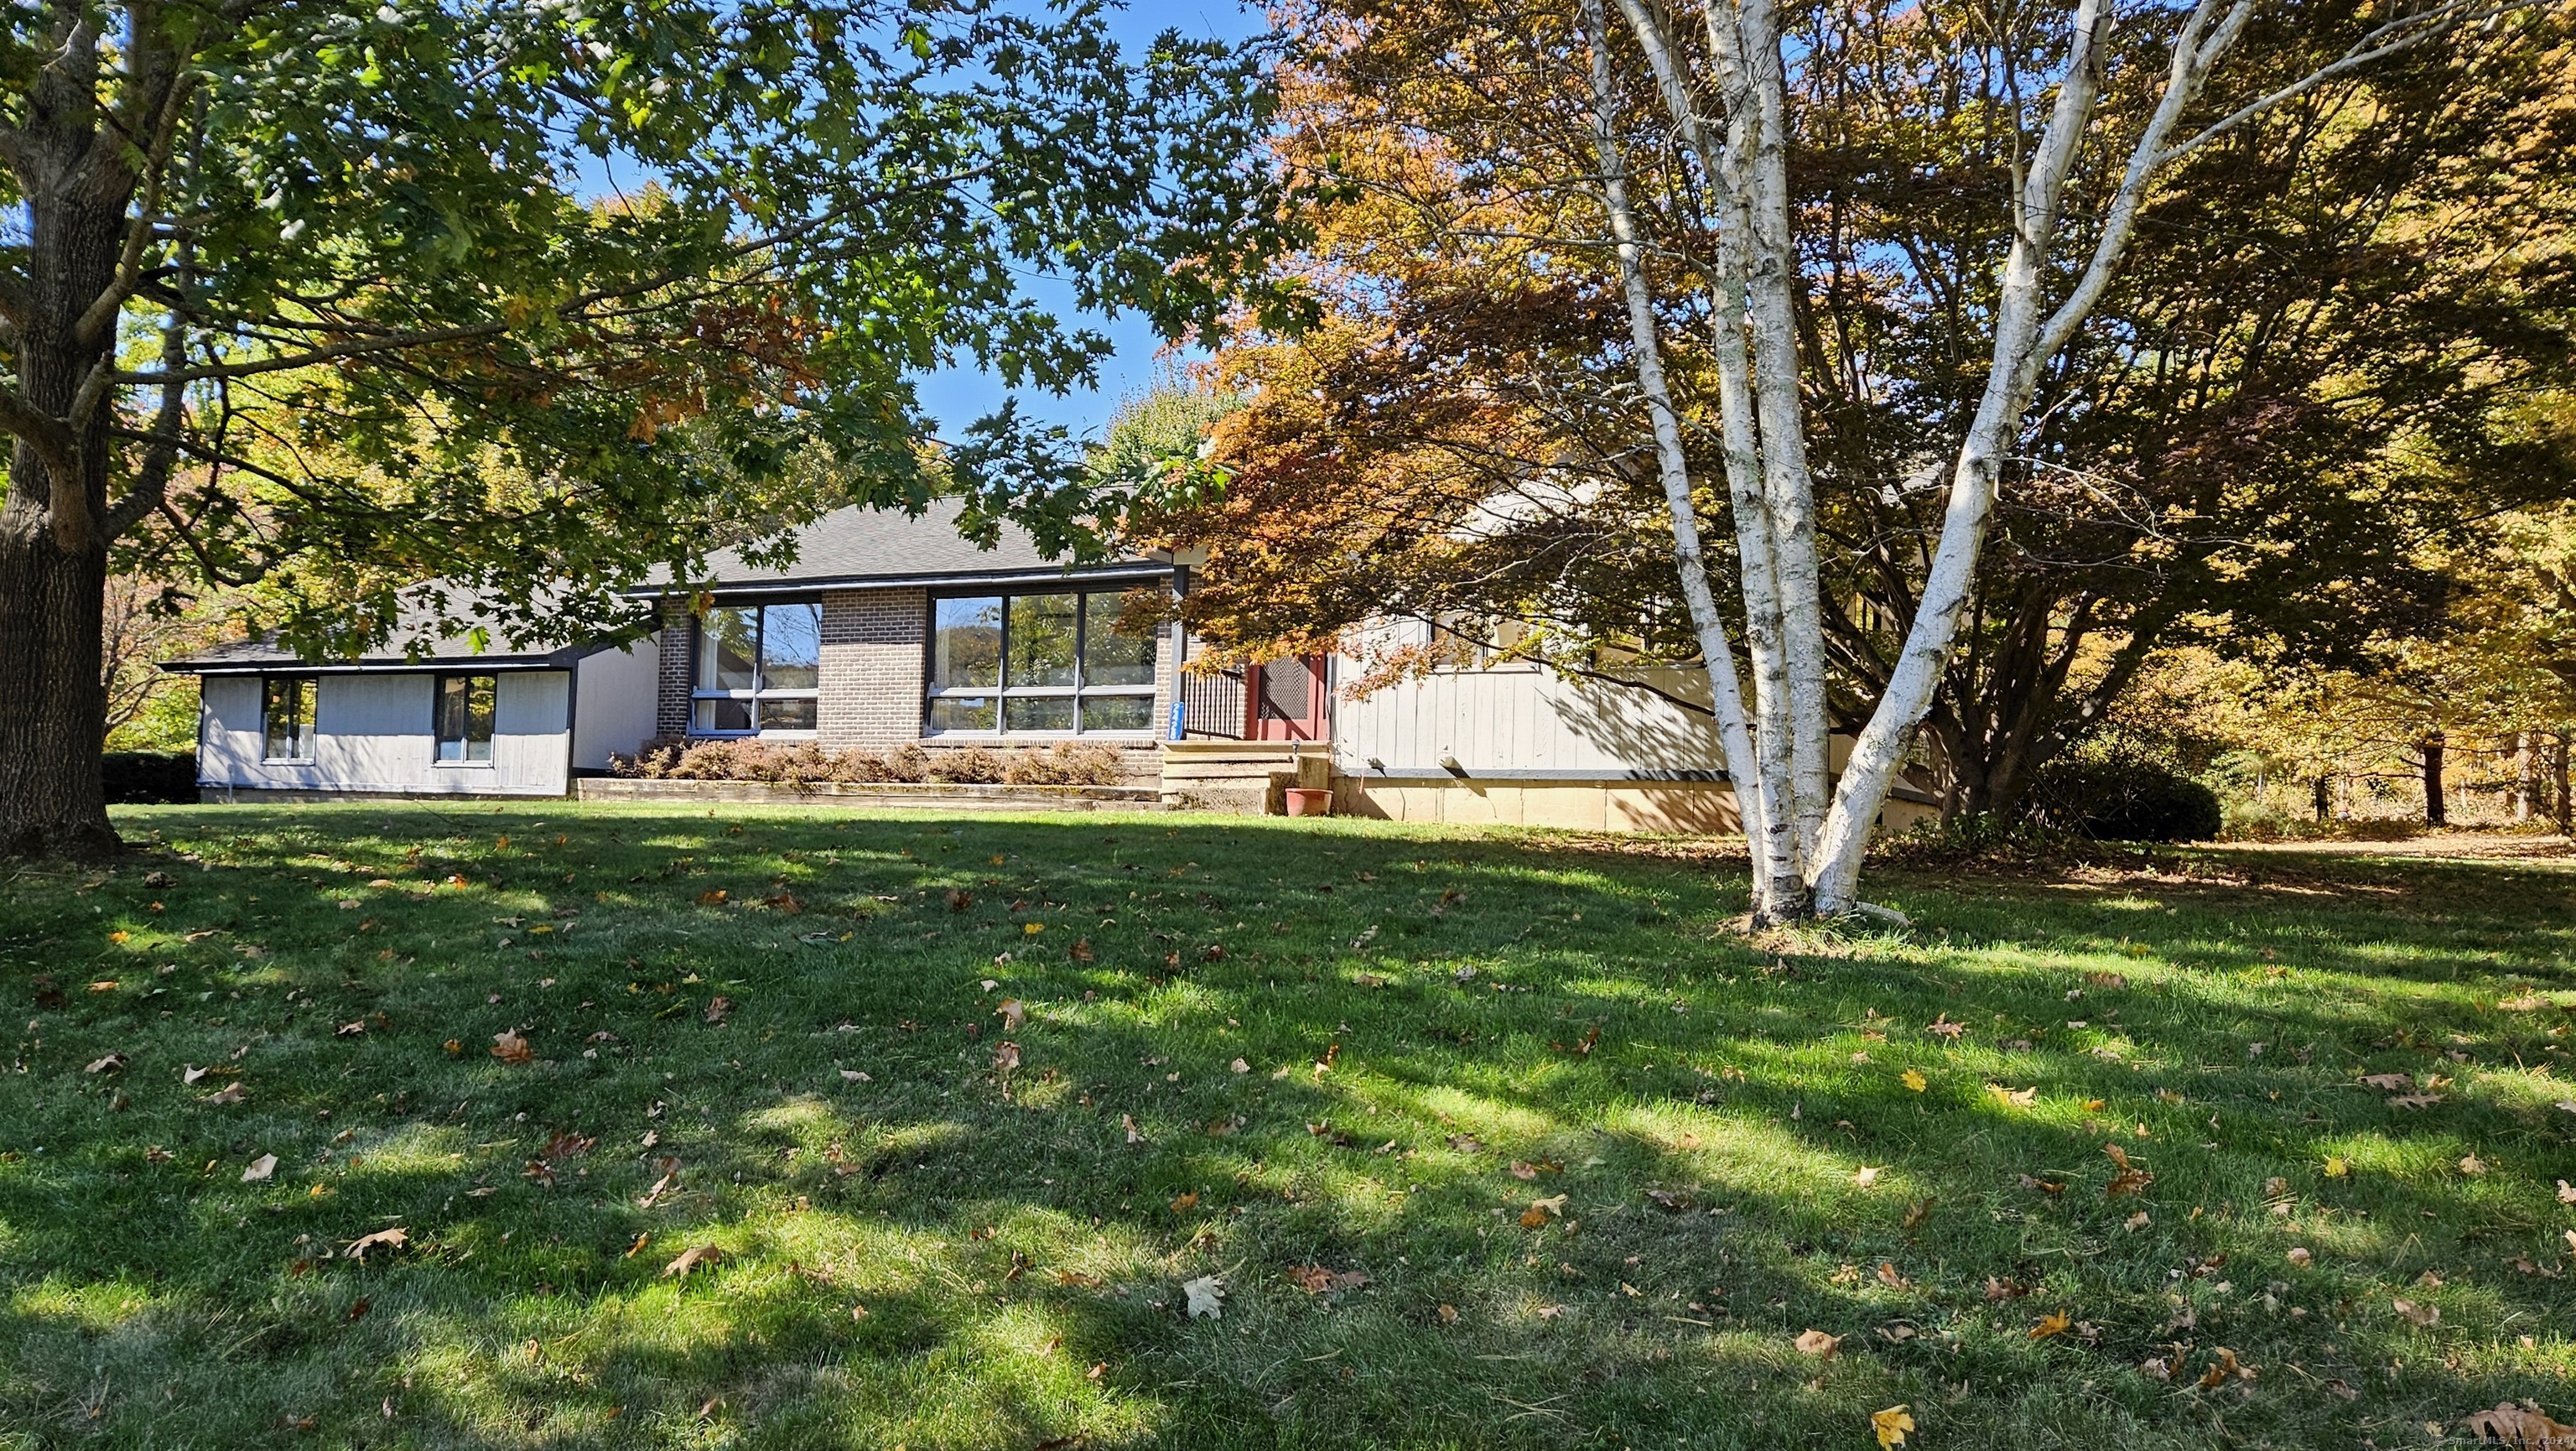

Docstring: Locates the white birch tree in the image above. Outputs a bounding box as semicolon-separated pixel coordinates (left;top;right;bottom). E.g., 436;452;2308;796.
1570;0;2558;920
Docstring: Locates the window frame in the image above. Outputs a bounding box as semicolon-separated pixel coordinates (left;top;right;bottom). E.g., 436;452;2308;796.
432;673;498;766
690;601;822;738
261;674;318;763
922;587;1158;739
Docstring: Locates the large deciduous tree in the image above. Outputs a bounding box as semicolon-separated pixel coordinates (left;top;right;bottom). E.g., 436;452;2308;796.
1150;0;2572;920
0;0;1294;856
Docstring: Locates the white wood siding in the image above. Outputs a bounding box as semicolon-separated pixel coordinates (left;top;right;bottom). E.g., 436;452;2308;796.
1332;620;1732;777
572;642;660;768
1331;621;1854;779
195;671;570;796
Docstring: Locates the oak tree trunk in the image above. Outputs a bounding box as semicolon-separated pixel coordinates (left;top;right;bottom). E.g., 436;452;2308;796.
2420;732;2446;829
2556;730;2571;836
0;511;113;857
0;65;132;860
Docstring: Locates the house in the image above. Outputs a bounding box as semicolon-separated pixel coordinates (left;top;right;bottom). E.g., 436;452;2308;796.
166;497;1935;833
165;498;1188;798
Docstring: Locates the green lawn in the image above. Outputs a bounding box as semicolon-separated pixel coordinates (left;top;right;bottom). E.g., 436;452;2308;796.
4;804;2573;1450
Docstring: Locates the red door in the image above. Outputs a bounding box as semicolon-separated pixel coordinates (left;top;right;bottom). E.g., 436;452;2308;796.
1246;654;1330;741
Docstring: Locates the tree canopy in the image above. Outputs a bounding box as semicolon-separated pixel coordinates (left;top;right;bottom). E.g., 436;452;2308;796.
0;0;1299;852
1140;0;2576;843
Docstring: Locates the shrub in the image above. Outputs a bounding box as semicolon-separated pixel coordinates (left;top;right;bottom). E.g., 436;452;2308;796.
102;751;199;804
606;738;1122;787
2028;748;2223;843
925;745;1010;784
1004;741;1125;785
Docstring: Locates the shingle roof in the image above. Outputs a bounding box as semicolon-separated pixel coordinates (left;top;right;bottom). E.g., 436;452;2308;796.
663;497;1170;593
164;500;1172;672
160;591;602;674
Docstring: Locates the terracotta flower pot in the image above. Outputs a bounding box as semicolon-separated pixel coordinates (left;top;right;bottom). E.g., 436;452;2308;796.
1284;787;1332;817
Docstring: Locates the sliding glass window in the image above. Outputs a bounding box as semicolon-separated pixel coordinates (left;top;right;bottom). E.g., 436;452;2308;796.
262;676;317;762
925;589;1157;736
434;674;496;762
693;602;821;735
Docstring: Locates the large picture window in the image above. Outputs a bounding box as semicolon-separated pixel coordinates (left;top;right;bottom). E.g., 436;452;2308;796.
262;676;317;762
926;589;1157;736
434;674;496;762
693;602;820;735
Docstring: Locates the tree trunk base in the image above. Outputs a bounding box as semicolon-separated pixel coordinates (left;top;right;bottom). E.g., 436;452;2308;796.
0;816;123;862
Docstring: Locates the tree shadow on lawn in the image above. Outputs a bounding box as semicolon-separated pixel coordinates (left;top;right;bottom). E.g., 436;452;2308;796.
1;804;2570;1448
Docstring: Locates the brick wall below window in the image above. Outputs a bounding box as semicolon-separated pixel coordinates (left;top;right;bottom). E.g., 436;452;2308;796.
819;587;927;750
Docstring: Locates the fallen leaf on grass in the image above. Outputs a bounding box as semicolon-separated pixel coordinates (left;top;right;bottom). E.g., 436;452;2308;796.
1924;1015;1964;1040
242;1153;278;1183
2460;1156;2489;1176
1876;1262;1908;1289
1520;1194;1568;1228
1169;1191;1198;1213
997;999;1027;1032
1987;1084;2037;1109
2288;1247;2313;1267
1794;1329;1840;1359
2386;1092;2444;1110
1901;1069;1927;1092
491;1032;533;1065
1285;1266;1371;1294
2325;1157;2350;1178
662;1245;723;1279
1872;1404;1915;1448
636;1164;680;1209
2028;1311;2071;1340
2463;1402;2576;1447
2559;1179;2576;1205
991;1042;1021;1074
2393;1297;2440;1328
204;1080;248;1105
2362;1072;2413;1090
696;889;728;906
702;996;733;1024
1853;1165;1883;1188
345;1227;408;1259
1182;1275;1225;1319
2196;1348;2254;1387
839;1069;872;1083
2103;1142;2153;1196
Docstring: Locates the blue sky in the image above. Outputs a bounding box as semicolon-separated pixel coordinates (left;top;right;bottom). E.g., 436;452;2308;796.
911;0;1270;445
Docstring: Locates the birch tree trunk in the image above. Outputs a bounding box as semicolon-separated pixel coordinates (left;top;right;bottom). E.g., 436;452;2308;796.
1582;0;2503;916
1577;0;1775;902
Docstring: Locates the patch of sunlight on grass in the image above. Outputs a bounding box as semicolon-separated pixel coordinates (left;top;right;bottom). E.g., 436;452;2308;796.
9;1278;157;1334
1604;1102;1870;1202
741;1095;836;1136
1389;1083;1559;1142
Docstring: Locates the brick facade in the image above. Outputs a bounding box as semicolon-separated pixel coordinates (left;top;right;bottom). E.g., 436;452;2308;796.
653;600;693;739
651;581;1176;753
818;587;928;750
